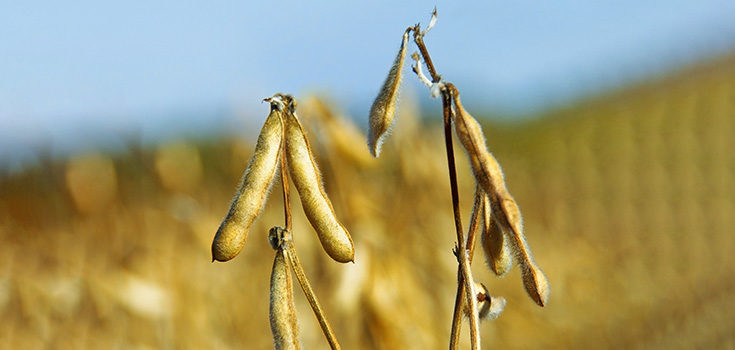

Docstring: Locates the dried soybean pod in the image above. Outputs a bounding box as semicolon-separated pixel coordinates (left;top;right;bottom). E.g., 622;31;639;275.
519;260;549;308
367;29;410;157
269;248;302;350
451;86;549;306
284;102;355;263
451;86;522;243
211;97;284;262
451;86;506;197
480;192;513;277
495;195;550;307
452;86;517;261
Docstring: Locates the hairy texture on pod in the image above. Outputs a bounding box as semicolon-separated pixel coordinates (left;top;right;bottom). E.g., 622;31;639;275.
519;259;550;308
285;109;355;263
367;30;409;157
471;282;507;321
211;100;284;262
480;193;513;276
452;88;525;253
495;196;550;307
452;87;549;306
269;249;302;350
481;293;507;322
451;89;506;198
463;282;506;322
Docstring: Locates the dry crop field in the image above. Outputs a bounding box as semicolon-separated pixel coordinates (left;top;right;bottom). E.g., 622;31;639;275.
1;54;734;349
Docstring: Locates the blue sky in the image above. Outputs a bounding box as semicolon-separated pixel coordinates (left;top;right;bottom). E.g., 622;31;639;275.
1;1;734;163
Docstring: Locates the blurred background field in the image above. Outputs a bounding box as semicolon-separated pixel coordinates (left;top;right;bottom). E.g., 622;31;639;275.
1;51;734;349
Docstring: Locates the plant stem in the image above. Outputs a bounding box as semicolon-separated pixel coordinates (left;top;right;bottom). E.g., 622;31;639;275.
442;87;465;350
466;187;483;262
284;240;341;350
414;20;481;350
449;269;465;349
459;246;481;350
449;188;484;349
412;28;439;81
442;86;480;350
410;26;468;350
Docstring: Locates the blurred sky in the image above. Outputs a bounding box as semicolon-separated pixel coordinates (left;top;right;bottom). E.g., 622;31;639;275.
1;1;734;164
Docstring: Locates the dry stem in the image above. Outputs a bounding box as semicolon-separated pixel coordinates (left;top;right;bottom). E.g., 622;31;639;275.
283;237;342;350
449;189;484;349
413;28;481;349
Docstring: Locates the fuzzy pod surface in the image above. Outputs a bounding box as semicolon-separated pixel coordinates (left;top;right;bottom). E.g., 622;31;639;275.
452;90;507;197
211;103;283;262
480;193;513;276
270;249;302;350
368;30;409;157
285;110;355;263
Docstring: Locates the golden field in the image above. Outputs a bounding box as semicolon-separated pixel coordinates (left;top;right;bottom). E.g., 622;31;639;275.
1;54;734;349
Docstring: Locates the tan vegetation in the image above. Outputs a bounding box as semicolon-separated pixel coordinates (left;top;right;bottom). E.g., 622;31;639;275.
1;53;734;349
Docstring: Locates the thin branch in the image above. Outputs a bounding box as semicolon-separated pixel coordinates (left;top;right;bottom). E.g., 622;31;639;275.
466;186;483;263
449;268;464;350
413;33;438;80
440;69;464;284
411;52;433;88
459;247;481;350
283;238;342;350
443;86;462;350
440;85;481;350
413;11;482;349
449;188;484;349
